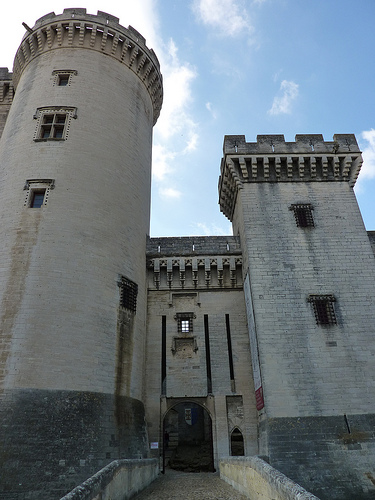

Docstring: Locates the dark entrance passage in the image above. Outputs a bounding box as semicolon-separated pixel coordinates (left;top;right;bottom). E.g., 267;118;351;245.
230;427;244;456
163;401;214;472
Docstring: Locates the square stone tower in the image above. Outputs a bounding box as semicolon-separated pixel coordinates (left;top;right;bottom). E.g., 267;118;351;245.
219;134;375;499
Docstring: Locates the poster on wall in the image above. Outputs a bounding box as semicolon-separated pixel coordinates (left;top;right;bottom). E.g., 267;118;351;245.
244;273;264;411
185;407;198;425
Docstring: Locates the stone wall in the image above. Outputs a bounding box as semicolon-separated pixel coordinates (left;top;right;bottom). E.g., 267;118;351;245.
145;239;259;467
220;456;319;500
61;459;158;500
262;414;375;500
220;134;375;499
0;390;149;499
0;9;162;499
0;67;13;139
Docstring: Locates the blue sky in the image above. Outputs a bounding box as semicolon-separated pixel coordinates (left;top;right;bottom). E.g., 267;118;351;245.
1;1;374;236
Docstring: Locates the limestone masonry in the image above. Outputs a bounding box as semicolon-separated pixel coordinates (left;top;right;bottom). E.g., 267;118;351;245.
0;8;375;500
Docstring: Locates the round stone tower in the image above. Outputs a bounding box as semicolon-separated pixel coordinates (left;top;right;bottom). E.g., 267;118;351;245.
0;9;162;498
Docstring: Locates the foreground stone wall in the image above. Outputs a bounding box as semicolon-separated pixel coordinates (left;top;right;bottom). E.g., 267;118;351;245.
0;390;149;499
220;456;319;500
61;459;158;500
263;414;375;500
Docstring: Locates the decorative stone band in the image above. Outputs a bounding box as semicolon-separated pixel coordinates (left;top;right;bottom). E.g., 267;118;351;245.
219;133;363;221
148;256;242;290
12;8;163;125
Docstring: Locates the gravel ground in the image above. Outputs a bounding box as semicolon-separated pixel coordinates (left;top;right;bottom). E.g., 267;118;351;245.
134;469;248;499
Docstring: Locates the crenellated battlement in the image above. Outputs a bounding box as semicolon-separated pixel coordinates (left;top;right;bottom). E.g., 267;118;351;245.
13;8;163;124
223;133;361;155
219;134;363;221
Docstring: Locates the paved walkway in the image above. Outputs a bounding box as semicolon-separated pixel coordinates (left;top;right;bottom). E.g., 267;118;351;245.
134;469;247;499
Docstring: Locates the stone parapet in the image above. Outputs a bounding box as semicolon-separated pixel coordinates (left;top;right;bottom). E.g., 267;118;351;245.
219;134;363;221
147;235;241;256
147;237;242;290
13;8;163;124
61;459;158;500
220;456;319;500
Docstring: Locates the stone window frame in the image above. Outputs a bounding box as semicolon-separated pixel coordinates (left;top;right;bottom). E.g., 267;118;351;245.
52;69;78;87
118;276;138;313
175;312;195;334
23;179;55;208
171;336;198;355
289;203;315;228
307;294;337;326
33;106;77;142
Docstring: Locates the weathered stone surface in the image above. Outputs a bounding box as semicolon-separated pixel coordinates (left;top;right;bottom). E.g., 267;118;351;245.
264;415;375;500
0;389;148;499
61;459;158;500
220;456;319;500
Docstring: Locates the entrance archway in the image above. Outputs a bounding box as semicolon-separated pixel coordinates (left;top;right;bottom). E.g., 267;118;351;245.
163;401;214;472
230;427;244;456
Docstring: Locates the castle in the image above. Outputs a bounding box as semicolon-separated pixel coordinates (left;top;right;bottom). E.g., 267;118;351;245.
0;9;375;500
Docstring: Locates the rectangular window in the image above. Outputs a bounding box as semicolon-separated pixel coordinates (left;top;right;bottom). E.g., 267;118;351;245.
308;294;337;325
58;74;70;86
176;312;194;333
40;113;67;139
290;203;314;227
119;276;138;312
30;190;46;208
24;179;55;208
52;69;77;87
33;106;77;142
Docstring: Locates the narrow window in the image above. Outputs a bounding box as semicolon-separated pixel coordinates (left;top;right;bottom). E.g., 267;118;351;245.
226;314;235;392
161;316;166;395
24;179;55;208
52;69;77;87
308;295;337;325
30;190;46;208
119;276;138;312
290;203;314;227
230;428;244;456
204;314;212;394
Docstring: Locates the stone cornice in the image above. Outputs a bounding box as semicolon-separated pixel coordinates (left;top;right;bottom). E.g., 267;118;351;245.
218;134;363;221
13;8;163;125
147;255;243;290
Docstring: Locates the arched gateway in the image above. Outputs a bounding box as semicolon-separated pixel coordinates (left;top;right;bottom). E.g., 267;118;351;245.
162;401;214;473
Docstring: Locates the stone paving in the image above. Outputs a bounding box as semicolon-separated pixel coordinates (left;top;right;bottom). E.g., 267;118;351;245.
134;469;248;499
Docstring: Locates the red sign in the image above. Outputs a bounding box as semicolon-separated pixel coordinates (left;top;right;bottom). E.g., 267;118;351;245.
255;387;264;411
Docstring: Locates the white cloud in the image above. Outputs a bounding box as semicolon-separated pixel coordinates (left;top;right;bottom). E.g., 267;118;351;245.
152;37;199;194
192;0;253;37
358;129;375;181
155;39;197;140
192;222;232;236
159;187;182;199
268;80;299;115
206;102;217;119
152;144;176;181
